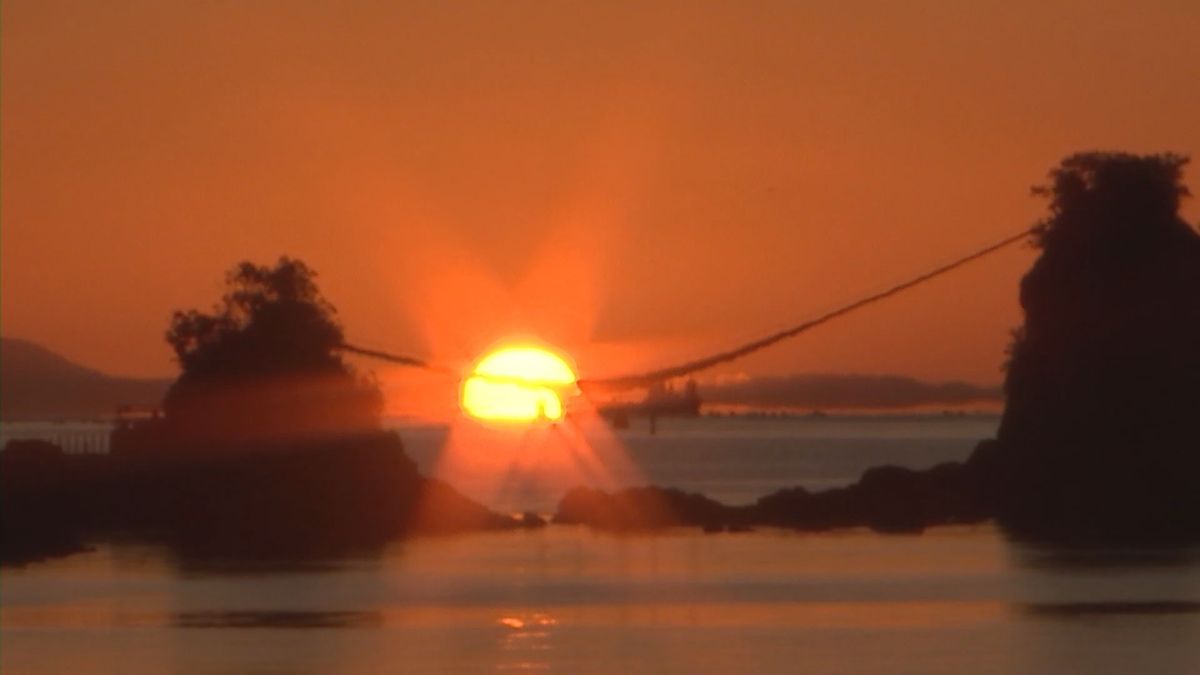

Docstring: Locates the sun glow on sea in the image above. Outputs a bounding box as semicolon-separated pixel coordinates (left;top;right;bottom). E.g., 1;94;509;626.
427;344;641;518
461;345;578;422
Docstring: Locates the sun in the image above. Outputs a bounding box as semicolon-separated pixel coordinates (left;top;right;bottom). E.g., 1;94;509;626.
461;345;578;422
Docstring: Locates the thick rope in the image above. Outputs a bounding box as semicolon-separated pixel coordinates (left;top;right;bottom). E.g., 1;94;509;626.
340;226;1035;391
578;227;1033;390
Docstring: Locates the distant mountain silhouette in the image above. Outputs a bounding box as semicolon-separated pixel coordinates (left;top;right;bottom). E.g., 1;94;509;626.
0;337;171;420
699;374;1000;410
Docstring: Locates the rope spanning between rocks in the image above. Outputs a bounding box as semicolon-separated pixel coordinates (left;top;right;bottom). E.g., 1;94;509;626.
336;343;446;372
578;227;1036;390
336;343;561;388
338;226;1036;389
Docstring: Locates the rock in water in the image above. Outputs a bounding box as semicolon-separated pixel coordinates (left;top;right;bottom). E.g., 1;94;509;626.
971;153;1200;544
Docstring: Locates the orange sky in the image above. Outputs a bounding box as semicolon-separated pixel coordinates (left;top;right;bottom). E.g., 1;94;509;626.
3;2;1199;406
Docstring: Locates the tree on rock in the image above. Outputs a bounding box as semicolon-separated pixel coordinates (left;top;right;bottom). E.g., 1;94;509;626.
974;152;1200;543
162;257;382;445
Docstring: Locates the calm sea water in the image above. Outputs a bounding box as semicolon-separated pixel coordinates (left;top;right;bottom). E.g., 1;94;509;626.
396;414;1000;514
3;416;1199;673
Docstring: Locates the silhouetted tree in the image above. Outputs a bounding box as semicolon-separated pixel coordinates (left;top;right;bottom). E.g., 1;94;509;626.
974;152;1200;543
2;259;517;567
162;258;382;444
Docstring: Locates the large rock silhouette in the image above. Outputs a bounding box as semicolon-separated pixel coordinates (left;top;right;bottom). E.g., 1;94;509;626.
970;152;1200;543
3;258;513;566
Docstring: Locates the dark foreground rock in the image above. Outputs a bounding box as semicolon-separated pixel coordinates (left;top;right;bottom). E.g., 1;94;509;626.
555;486;731;531
0;258;523;567
1;433;515;566
978;153;1200;545
1;259;522;567
0;440;94;565
554;460;993;534
753;461;992;533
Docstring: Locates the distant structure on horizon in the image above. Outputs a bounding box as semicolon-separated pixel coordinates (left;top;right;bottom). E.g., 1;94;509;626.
600;380;701;430
108;404;169;458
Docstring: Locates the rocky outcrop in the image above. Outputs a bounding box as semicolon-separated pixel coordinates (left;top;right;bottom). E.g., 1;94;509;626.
553;460;992;534
973;153;1200;544
555;485;731;531
1;432;518;565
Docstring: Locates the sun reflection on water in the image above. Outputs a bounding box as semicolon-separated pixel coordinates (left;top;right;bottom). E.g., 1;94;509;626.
498;612;559;671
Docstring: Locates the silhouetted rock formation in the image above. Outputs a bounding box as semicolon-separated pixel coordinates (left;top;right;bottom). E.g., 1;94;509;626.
969;153;1200;544
0;440;92;564
555;486;730;531
754;462;992;533
553;462;992;535
2;258;512;566
109;432;509;559
1;432;512;565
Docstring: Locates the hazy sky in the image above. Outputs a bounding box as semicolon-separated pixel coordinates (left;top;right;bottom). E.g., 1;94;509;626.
4;1;1198;397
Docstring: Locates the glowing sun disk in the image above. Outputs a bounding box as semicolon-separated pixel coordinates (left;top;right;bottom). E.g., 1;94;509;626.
461;345;578;422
